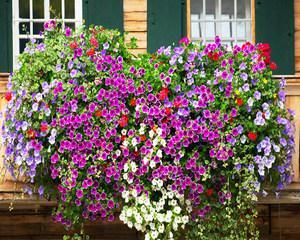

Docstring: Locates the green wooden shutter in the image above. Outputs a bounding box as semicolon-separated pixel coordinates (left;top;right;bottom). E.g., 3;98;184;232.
83;0;123;32
0;0;12;72
148;0;186;53
255;0;294;74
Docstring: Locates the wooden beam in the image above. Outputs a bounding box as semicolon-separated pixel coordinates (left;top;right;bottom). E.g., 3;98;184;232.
251;0;256;43
186;0;191;40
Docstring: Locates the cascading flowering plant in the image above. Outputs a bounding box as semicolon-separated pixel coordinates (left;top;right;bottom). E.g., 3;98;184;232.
1;21;295;240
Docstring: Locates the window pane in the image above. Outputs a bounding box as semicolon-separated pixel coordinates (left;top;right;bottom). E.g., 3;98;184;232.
237;21;245;39
33;0;44;18
33;22;44;34
19;39;30;53
19;22;30;35
191;0;203;16
65;0;75;18
19;0;30;18
238;0;251;18
50;0;62;18
206;0;216;19
221;0;234;18
65;22;75;29
191;15;202;39
221;20;233;39
205;22;215;38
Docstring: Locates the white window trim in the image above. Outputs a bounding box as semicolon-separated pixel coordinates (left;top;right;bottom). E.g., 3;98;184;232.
191;0;251;44
12;0;83;68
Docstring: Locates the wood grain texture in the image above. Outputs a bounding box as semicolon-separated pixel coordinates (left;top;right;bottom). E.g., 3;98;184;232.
295;0;300;73
124;0;147;53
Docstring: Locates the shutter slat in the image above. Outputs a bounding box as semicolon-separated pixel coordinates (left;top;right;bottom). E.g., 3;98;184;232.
147;0;187;53
255;0;295;74
0;0;12;72
83;0;123;32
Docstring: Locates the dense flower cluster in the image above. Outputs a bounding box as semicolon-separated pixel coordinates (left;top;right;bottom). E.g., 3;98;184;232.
2;21;294;239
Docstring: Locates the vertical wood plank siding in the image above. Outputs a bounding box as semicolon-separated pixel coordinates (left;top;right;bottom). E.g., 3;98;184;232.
124;0;147;55
295;0;300;73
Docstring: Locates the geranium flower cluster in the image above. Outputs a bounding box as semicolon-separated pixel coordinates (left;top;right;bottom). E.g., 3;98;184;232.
2;21;294;240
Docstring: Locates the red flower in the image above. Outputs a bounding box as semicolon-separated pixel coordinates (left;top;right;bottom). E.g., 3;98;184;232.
119;115;128;128
258;43;270;53
95;110;102;117
27;129;36;139
140;135;146;142
70;41;78;49
236;98;243;106
212;52;219;61
258;43;271;64
206;188;213;197
248;132;257;141
130;98;136;106
173;100;181;108
40;123;48;132
159;87;169;101
90;37;99;48
165;108;172;115
121;135;127;141
270;61;277;70
86;48;95;56
5;92;12;101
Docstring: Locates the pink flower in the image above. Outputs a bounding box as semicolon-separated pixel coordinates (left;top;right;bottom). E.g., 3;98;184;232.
179;36;190;45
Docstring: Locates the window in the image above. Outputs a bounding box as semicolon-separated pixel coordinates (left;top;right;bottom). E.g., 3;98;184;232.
190;0;252;45
12;0;82;66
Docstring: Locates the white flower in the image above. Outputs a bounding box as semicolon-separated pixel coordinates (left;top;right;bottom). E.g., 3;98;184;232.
127;221;133;229
156;149;162;158
160;139;166;147
131;138;138;146
124;163;129;172
153;137;159;147
151;231;159;239
121;129;127;135
123;140;129;147
145;233;150;240
131;162;137;172
51;129;57;136
115;150;121;156
182;216;189;224
158;225;164;234
157;179;163;188
123;173;128;180
35;93;43;102
172;222;178;231
150;223;156;230
32;102;39;111
247;97;254;107
174;206;181;214
143;157;149;165
149;130;155;138
126;208;133;217
135;223;142;231
165;215;172;223
132;189;137;197
150;160;156;169
156;128;162;136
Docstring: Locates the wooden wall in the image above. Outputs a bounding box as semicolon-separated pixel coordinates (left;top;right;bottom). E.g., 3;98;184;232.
124;0;147;55
295;0;300;74
284;76;300;181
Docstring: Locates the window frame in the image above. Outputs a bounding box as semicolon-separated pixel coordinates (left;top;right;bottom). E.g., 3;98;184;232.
186;0;256;44
12;0;83;67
